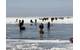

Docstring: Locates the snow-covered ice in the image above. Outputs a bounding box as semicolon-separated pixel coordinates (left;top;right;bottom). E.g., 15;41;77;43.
6;39;73;50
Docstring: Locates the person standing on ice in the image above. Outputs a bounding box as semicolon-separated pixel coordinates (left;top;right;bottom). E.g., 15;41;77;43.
39;23;44;40
18;19;25;32
47;22;50;30
21;20;24;26
30;19;33;25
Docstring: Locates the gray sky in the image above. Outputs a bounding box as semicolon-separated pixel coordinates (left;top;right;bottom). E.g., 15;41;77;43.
6;0;73;17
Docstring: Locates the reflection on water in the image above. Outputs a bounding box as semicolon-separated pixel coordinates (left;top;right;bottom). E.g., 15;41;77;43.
6;24;73;40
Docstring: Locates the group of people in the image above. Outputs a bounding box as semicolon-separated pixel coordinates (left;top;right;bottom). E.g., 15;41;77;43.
15;19;73;43
39;17;59;22
16;19;51;40
30;19;37;25
38;22;51;40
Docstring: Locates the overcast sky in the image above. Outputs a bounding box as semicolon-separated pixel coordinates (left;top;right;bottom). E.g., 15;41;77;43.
6;0;73;17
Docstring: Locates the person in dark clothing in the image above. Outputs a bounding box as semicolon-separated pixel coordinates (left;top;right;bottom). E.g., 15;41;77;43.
18;20;25;32
42;19;44;21
22;20;24;25
21;20;25;30
47;22;50;30
51;18;54;22
39;23;44;40
19;20;21;27
69;37;73;43
30;20;33;23
39;23;44;30
30;19;33;25
19;20;21;23
55;17;57;20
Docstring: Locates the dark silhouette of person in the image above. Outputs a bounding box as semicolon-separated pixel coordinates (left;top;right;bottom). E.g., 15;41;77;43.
47;22;50;30
30;19;33;25
69;37;73;43
51;18;54;22
39;23;44;40
39;23;44;30
42;19;44;21
19;20;21;23
30;19;33;23
18;20;25;32
21;20;24;26
55;17;57;20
